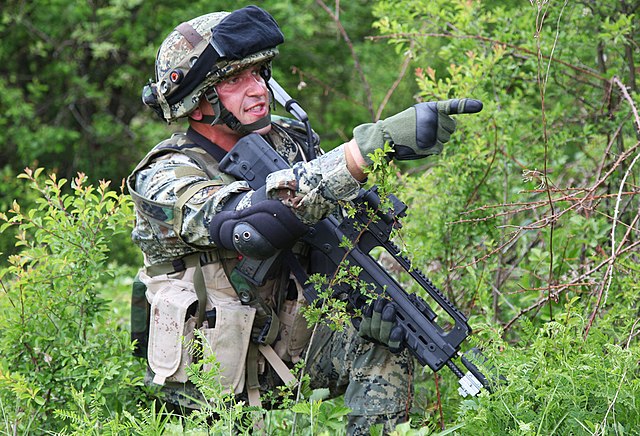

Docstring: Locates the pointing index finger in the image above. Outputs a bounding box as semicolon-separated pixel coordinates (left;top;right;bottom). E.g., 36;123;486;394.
437;98;484;115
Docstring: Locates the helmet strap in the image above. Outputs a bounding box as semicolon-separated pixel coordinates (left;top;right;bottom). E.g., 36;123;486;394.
260;64;277;113
195;87;271;135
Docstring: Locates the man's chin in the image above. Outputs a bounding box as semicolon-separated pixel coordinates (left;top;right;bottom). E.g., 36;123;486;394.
253;123;272;136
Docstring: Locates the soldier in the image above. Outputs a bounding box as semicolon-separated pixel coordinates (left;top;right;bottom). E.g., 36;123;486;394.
128;5;480;435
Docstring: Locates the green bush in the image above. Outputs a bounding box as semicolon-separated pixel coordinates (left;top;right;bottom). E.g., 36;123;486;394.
0;169;147;434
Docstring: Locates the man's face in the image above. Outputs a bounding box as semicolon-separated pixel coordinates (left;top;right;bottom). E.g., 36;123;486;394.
215;65;271;135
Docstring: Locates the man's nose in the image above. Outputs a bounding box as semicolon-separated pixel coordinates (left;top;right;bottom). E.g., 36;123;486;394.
245;75;266;95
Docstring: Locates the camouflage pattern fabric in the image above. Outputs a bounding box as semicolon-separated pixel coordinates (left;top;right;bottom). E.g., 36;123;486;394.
155;13;229;81
144;367;206;410
266;145;361;225
305;322;414;435
130;122;409;434
130;143;243;264
130;124;360;264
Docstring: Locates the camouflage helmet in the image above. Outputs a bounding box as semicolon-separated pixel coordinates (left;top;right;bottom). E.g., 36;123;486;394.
142;6;284;123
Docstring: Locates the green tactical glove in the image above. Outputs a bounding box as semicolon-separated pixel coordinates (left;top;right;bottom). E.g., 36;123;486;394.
353;98;483;164
358;297;405;354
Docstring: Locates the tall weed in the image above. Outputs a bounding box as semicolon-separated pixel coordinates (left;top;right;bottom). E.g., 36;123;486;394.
458;306;640;435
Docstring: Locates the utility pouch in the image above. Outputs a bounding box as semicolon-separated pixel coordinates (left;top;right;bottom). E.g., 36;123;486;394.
147;278;199;385
200;303;256;395
130;271;150;358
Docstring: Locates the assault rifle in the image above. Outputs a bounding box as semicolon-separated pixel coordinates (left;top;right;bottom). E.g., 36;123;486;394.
219;133;493;397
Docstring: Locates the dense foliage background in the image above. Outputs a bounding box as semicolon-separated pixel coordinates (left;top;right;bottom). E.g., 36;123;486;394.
0;0;638;434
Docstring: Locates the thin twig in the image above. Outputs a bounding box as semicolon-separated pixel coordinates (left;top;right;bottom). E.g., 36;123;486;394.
366;32;607;83
315;0;375;119
504;239;640;331
584;77;640;337
375;40;416;121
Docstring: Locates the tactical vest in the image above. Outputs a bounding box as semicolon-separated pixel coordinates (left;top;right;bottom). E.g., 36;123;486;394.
127;131;236;359
127;121;315;405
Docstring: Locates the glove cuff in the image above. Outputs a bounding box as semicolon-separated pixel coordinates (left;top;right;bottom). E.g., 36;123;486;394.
353;122;385;165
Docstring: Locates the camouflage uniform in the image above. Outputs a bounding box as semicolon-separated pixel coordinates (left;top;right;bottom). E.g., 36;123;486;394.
131;108;412;436
307;322;414;435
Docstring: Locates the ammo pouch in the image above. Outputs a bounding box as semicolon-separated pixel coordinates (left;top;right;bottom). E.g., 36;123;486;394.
140;258;256;395
130;273;150;358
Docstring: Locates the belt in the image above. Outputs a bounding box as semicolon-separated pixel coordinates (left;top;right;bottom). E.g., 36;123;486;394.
145;250;236;277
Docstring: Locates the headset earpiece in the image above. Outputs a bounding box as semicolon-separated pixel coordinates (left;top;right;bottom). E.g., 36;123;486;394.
141;81;166;120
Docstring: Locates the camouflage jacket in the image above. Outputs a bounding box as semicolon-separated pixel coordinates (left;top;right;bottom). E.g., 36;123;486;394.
129;120;362;266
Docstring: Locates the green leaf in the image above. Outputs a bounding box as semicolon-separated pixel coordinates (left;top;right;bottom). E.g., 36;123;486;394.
291;402;311;415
